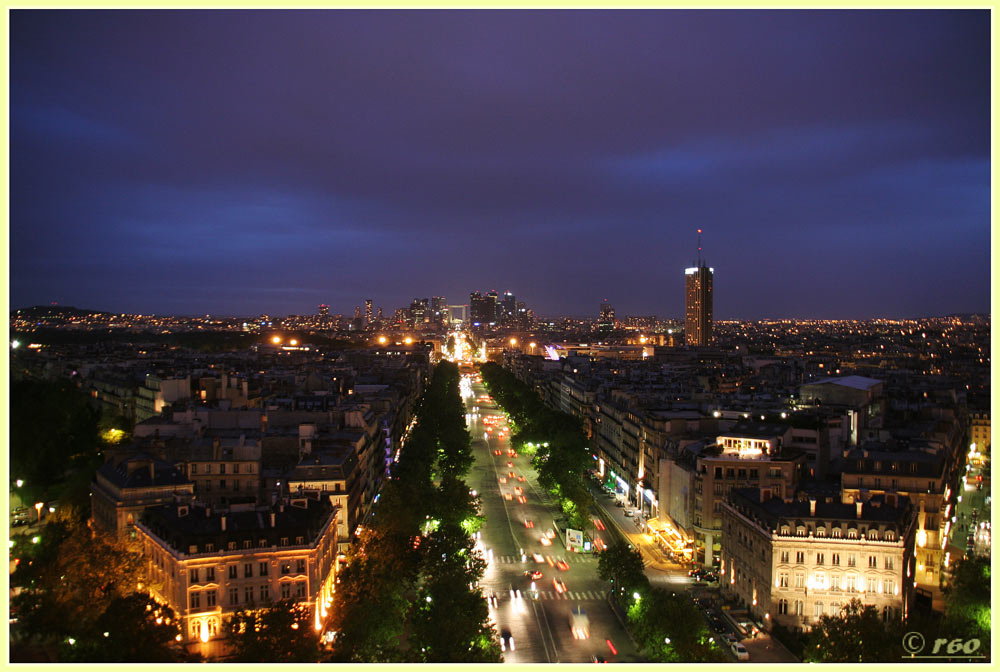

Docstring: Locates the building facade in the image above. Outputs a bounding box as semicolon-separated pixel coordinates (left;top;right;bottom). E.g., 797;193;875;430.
720;488;916;633
135;497;340;653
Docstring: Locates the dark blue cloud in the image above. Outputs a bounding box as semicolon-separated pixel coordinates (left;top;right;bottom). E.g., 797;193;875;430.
9;9;990;318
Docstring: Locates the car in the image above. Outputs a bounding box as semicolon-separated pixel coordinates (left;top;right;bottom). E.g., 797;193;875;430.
517;476;526;482
514;487;523;495
509;450;517;457
593;538;606;551
524;520;535;528
517;496;527;504
499;476;508;484
615;501;625;507
11;518;28;527
509;471;516;478
623;509;633;517
499;628;515;652
545;555;555;566
494;449;502;456
507;462;514;468
508;586;522;600
553;578;567;593
731;642;749;661
556;560;570;571
504;492;513;500
545;528;556;539
593;518;606;531
533;552;545;563
526;570;543;580
540;536;552;546
487;593;499;608
723;633;738;646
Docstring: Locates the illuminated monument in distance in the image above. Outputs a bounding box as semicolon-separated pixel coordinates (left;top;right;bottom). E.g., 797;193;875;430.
685;228;713;346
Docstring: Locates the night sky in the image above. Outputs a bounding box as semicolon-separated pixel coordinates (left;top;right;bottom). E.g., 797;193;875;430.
9;10;990;319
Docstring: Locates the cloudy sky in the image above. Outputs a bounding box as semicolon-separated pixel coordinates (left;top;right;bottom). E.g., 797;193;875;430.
9;10;990;319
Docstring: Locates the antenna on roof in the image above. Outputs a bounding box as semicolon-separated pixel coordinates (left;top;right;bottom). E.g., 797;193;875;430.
697;228;703;267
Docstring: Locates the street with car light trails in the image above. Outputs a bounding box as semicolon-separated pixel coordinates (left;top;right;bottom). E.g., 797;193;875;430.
462;375;641;663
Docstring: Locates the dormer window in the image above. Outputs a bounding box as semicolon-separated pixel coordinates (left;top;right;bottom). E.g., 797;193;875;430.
832;528;842;538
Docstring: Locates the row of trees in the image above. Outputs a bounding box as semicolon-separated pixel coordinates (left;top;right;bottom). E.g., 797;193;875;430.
479;362;593;530
328;361;501;662
597;540;727;662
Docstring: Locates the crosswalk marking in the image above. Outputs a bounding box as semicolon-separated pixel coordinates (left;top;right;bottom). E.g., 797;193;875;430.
493;554;597;565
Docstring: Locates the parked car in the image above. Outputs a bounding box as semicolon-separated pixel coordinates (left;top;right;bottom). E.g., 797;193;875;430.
731;642;749;661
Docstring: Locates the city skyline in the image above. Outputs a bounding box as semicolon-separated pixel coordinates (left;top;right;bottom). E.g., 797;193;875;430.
9;10;990;319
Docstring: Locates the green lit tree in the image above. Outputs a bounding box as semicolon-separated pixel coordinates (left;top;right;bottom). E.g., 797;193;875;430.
57;593;190;662
224;599;321;662
804;598;902;662
598;539;649;601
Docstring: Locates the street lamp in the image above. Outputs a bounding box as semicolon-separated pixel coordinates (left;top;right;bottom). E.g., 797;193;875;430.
34;501;43;522
15;479;23;488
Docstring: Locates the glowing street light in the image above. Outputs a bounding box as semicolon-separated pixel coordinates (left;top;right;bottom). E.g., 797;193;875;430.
271;335;282;345
34;501;43;522
378;336;388;345
404;337;413;345
509;338;518;346
15;479;23;488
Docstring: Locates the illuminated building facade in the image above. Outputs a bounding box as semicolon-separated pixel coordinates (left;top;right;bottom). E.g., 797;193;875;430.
720;488;916;633
91;453;194;540
684;265;713;346
135;497;340;653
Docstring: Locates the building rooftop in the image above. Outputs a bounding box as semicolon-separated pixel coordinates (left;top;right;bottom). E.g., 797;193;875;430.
728;487;912;528
802;375;882;391
97;453;190;489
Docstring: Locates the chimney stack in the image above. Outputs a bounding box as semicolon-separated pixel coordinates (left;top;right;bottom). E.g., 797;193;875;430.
856;500;863;519
270;512;276;528
221;515;227;531
809;499;816;516
149;461;155;483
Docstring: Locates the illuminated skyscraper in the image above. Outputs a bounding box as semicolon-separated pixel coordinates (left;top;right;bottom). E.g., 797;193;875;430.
364;299;373;326
685;229;713;346
597;300;615;332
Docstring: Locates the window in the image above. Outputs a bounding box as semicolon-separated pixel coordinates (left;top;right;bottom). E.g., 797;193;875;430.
868;529;879;541
737;469;747;479
259;562;268;577
814;601;824;617
233;480;240;492
219;479;226;490
714;483;723;495
832;528;842;538
846;575;856;592
726;468;735;479
244;563;253;578
295;537;304;546
296;582;306;598
781;526;790;536
205;543;214;553
779;573;789;588
796;526;806;537
885;557;894;570
204;464;212;474
885;530;895;541
280;537;289;547
229;587;239;606
883;579;895;595
220;463;226;474
778;599;788;615
868;577;878;593
780;551;789;563
749;468;759;479
233;463;240;474
868;555;878;568
229;565;237;579
830;602;841;615
244;587;254;604
847;528;858;539
243;540;252;549
830;574;840;591
816;553;824;566
190;569;200;583
206;567;215;582
228;542;236;551
794;600;804;616
715;467;723;479
832;553;840;566
794;574;804;589
206;590;217;607
190;591;201;609
796;551;805;564
259;585;269;601
281;562;291;575
816;527;826;537
191;464;198;475
258;539;267;548
848;554;856;568
281;583;291;599
296;559;306;573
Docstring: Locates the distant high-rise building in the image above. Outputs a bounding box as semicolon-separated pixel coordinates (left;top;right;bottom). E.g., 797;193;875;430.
470;292;488;325
364;299;373;327
685;229;713;346
430;296;447;325
597;299;615;331
410;298;429;326
377;306;383;321
501;291;516;325
318;304;329;317
353;306;362;319
485;291;499;324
